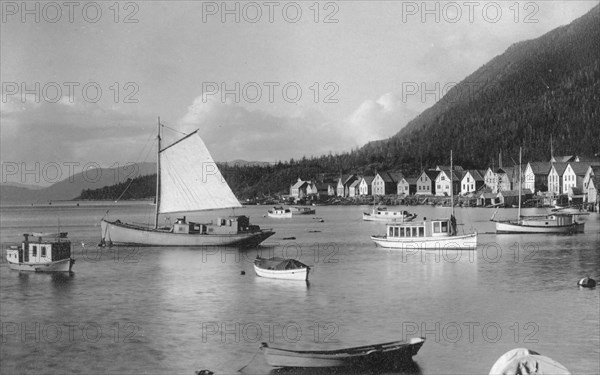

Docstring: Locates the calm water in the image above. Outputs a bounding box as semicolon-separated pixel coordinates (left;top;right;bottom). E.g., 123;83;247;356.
1;203;598;374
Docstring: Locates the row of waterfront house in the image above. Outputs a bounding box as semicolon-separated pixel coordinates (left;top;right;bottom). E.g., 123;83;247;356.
289;155;600;210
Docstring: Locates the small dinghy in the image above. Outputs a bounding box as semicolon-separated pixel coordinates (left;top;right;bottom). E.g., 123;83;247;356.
260;337;425;368
253;257;310;281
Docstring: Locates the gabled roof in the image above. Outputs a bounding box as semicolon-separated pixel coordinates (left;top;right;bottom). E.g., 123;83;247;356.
438;169;461;181
424;170;441;180
361;176;375;185
569;162;600;176
376;172;395;183
550;162;569;176
387;172;404;183
405;177;418;184
292;180;309;189
349;179;360;188
527;161;552;175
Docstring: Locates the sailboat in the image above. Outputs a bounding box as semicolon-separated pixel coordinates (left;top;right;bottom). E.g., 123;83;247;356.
492;148;585;234
371;151;478;250
100;119;275;248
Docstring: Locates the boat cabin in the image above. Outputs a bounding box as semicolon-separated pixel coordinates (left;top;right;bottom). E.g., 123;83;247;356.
386;218;456;238
7;233;71;264
171;215;255;235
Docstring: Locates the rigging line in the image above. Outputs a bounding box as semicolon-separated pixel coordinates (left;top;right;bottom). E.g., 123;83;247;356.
160;122;189;137
102;131;157;219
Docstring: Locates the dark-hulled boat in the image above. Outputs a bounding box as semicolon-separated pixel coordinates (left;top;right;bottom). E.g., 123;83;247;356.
260;337;425;368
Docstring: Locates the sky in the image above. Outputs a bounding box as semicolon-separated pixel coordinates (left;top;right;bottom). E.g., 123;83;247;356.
1;0;597;185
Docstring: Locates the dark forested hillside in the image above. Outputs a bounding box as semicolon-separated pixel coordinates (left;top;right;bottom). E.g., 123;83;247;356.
77;5;599;200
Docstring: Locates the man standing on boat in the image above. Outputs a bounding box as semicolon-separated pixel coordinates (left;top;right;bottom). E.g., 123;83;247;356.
450;215;457;236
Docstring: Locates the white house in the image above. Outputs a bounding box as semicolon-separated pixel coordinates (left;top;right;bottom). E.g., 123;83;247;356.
548;163;569;195
484;168;497;192
460;170;484;195
563;162;599;194
290;178;310;199
372;172;397;196
359;176;375;196
524;162;552;193
434;170;461;196
348;179;360;197
416;170;439;195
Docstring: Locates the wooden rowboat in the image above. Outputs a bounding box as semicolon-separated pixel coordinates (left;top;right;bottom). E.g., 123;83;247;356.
260;337;425;368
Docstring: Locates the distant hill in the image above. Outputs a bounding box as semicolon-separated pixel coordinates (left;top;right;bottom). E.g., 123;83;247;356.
0;163;156;203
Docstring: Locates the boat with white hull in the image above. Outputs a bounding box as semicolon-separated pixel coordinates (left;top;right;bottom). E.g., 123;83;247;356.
100;119;274;248
371;151;477;250
492;148;585;234
253;257;310;280
267;207;293;218
363;207;417;222
6;233;75;272
495;214;585;234
371;219;478;250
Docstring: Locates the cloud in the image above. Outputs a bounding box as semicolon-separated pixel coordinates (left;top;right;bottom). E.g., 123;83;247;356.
344;92;419;144
0;97;151;167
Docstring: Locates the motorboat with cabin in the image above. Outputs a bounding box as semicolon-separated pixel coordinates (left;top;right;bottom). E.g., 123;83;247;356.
6;232;75;272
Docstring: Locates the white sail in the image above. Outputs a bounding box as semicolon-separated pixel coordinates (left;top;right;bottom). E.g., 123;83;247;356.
159;131;241;213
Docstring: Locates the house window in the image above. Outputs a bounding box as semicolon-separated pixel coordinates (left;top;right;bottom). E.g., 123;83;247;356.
441;176;445;181
41;246;46;257
32;245;37;257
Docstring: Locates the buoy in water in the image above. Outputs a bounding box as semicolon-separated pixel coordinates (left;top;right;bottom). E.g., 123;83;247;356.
578;277;596;288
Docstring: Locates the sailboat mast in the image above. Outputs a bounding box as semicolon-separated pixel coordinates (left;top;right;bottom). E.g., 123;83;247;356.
450;150;454;217
518;147;522;219
154;117;161;229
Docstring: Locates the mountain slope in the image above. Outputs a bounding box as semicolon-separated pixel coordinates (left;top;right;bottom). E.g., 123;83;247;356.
363;4;599;168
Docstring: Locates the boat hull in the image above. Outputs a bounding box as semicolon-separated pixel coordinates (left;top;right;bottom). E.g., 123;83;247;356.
371;233;477;250
261;337;425;368
363;213;417;222
101;220;274;248
253;264;309;281
495;221;584;234
267;212;293;218
7;258;74;272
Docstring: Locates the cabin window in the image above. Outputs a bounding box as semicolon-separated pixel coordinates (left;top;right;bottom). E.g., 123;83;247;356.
400;227;405;237
441;221;449;232
393;227;399;237
418;227;425;237
389;227;394;237
433;222;441;233
406;228;412;237
41;246;46;257
32;245;37;256
412;227;418;237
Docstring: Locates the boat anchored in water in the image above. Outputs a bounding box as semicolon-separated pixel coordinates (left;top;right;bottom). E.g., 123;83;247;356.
292;206;316;215
6;232;75;272
363;207;417;222
371;151;477;250
267;207;293;218
260;337;425;368
253;256;310;280
492;148;585;234
100;119;274;248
